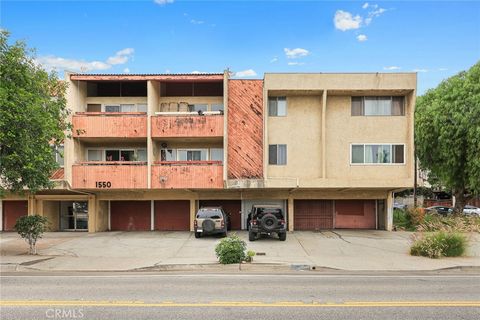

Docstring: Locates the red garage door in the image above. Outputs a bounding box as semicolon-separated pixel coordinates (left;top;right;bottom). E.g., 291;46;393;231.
2;201;28;231
110;201;151;231
154;200;190;231
335;200;376;229
294;200;334;230
199;200;241;230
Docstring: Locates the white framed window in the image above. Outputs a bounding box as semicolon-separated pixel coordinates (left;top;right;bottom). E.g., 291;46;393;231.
177;149;208;161
210;148;224;162
351;144;405;165
269;144;287;165
268;97;287;116
351;96;405;116
86;148;147;162
210;104;224;112
52;145;64;167
160;149;176;161
103;103;147;113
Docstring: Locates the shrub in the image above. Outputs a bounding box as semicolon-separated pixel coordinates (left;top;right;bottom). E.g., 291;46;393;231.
215;234;246;264
245;250;256;262
410;232;467;258
394;208;426;231
418;215;480;233
14;215;49;255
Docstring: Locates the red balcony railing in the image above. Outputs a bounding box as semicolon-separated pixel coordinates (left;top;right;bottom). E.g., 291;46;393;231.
72;112;147;138
72;162;148;189
151;115;223;138
151;161;223;189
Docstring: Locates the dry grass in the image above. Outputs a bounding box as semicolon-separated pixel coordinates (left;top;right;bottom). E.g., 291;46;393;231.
417;215;480;233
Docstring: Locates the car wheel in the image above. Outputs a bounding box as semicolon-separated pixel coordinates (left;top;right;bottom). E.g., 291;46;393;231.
249;231;256;241
279;232;286;241
194;232;201;239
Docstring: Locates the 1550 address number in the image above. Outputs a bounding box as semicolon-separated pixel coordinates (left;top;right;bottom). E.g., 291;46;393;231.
95;181;112;188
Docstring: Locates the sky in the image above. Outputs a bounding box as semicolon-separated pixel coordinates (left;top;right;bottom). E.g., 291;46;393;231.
1;0;479;93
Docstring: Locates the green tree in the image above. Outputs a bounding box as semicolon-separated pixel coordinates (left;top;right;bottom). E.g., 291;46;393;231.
415;61;480;213
0;30;69;195
14;215;49;255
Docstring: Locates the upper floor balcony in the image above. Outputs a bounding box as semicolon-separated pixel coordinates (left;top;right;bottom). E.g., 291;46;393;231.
72;161;148;189
151;161;223;189
72;112;147;139
151;114;223;139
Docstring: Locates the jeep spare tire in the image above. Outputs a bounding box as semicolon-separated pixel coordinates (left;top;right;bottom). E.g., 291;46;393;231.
202;220;215;232
260;214;278;231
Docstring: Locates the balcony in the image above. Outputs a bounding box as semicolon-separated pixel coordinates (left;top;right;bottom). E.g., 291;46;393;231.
152;161;223;189
72;162;148;189
151;114;223;139
72;112;147;138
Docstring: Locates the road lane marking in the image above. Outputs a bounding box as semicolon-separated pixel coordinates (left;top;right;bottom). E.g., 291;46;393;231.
1;300;480;308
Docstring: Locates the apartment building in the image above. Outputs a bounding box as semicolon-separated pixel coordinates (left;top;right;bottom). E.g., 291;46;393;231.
0;71;416;232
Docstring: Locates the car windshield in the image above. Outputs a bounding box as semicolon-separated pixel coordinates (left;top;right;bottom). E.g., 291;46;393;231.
197;209;222;219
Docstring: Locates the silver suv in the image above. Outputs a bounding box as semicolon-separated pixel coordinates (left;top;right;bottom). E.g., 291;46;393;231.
194;207;228;238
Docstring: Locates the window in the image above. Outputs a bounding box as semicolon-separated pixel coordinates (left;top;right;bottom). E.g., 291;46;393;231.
269;144;287;165
211;104;224;112
52;145;64;166
268;97;287;116
351;96;405;116
106;150;120;161
188;104;208;113
87;150;102;161
178;149;207;161
137;149;147;161
120;150;134;161
351;144;405;164
161;149;176;161
210;148;224;162
104;104;147;113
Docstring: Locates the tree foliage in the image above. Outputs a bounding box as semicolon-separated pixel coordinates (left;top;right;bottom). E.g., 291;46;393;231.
0;30;70;195
14;215;49;255
415;61;480;213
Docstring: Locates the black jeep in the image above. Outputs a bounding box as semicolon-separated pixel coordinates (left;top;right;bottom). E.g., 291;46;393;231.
247;205;286;241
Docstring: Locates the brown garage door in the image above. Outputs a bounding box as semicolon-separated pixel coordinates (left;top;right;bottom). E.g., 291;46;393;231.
294;200;334;230
110;201;151;231
199;200;241;230
2;201;28;231
335;200;376;229
154;200;190;231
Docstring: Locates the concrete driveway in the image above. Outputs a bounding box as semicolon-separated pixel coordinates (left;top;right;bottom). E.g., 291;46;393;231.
1;231;479;271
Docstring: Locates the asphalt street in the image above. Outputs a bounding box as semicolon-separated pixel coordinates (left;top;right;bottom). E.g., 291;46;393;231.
1;271;479;320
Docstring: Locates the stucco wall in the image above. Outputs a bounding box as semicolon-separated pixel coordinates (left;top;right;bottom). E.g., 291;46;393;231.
267;95;322;179
42;201;60;231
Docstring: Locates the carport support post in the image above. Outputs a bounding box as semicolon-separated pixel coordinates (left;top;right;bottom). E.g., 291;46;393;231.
386;191;394;231
88;195;97;233
288;196;294;231
189;199;196;232
27;195;36;216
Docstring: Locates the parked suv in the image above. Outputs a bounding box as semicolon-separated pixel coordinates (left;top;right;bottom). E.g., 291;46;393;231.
194;207;228;238
248;205;286;241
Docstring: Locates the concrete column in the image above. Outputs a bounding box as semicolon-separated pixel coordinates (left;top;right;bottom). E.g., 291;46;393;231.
189;199;197;232
36;199;44;217
386;191;394;231
150;200;154;231
88;195;97;232
288;196;294;232
27;195;36;215
321;90;327;178
223;70;229;183
147;80;160;189
0;200;3;231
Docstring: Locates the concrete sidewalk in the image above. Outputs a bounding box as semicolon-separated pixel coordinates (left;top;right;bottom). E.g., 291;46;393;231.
1;231;479;272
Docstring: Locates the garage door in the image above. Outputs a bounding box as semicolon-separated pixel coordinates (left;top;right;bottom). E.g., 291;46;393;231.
335;200;376;229
241;200;286;230
294;200;333;230
110;201;151;231
199;200;241;230
2;201;28;231
154;200;190;231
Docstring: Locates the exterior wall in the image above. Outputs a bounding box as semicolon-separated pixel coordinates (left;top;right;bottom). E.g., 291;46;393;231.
151;115;223;138
227;80;264;179
72;164;148;189
267;95;323;179
72;114;147;138
96;200;109;232
157;96;223;112
151;164;223;189
42;201;60;231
